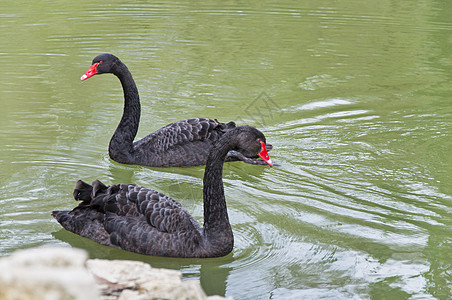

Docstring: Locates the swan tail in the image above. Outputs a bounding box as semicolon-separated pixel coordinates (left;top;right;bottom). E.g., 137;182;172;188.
53;179;113;241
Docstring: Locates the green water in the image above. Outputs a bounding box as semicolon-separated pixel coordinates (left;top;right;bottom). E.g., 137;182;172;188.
1;1;451;299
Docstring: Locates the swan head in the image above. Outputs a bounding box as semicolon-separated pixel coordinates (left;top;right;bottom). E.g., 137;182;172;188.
81;53;121;81
233;126;273;167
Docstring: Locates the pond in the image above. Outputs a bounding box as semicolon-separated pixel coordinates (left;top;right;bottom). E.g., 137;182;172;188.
0;0;451;299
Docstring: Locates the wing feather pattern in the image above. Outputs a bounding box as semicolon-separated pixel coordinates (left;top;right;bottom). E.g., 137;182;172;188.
53;180;205;257
132;118;235;166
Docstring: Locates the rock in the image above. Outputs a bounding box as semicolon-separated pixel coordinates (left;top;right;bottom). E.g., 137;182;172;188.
0;247;232;300
87;259;232;300
0;247;100;300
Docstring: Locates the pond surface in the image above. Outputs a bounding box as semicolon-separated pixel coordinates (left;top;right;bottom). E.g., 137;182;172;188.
1;1;451;299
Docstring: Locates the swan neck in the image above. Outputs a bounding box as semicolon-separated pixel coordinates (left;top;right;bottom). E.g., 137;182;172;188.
203;137;234;238
109;64;141;162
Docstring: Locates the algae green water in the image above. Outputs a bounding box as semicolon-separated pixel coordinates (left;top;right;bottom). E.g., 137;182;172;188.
0;1;451;299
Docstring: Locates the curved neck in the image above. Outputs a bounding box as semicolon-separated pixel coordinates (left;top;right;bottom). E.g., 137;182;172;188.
203;135;236;240
108;63;141;163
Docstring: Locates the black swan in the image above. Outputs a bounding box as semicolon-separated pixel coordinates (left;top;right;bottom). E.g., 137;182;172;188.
53;126;273;258
80;53;272;167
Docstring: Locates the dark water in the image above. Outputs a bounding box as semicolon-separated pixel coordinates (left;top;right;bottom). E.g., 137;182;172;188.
1;1;451;299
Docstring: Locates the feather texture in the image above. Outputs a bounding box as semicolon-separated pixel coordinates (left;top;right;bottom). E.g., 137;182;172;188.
131;118;236;167
53;126;273;258
54;180;206;257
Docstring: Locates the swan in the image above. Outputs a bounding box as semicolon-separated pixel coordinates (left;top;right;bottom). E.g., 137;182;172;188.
80;53;272;167
52;126;273;257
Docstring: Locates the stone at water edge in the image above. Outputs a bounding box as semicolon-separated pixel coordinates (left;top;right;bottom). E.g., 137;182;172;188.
86;259;233;300
0;247;100;300
0;247;233;300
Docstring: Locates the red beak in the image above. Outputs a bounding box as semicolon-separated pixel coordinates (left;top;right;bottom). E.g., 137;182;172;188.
81;62;99;81
258;140;273;167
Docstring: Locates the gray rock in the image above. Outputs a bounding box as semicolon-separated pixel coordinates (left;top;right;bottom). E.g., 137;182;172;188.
87;259;232;300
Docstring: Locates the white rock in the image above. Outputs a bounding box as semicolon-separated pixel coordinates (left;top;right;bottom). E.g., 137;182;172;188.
0;247;100;300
